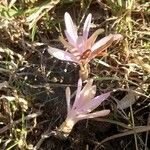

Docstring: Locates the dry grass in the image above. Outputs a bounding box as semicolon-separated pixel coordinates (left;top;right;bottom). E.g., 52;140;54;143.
0;0;150;149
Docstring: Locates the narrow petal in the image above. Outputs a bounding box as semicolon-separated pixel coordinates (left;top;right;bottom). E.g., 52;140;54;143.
81;92;110;113
86;29;104;49
76;36;85;53
65;30;77;47
76;85;96;110
66;87;71;114
75;79;96;108
91;34;113;51
88;34;123;62
64;12;78;46
88;35;114;62
77;110;110;120
47;46;79;63
72;78;82;109
73;79;94;110
83;13;92;40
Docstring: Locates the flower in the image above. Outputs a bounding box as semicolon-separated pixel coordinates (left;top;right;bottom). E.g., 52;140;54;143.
48;12;123;64
47;12;123;80
58;78;110;137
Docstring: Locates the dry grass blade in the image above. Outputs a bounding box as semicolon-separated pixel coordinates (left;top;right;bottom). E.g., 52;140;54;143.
0;81;8;89
133;55;150;73
144;113;150;150
94;126;150;150
26;0;60;29
9;0;17;8
0;111;42;134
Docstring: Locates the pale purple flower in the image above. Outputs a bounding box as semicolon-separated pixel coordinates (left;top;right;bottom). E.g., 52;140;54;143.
48;12;123;65
58;78;110;137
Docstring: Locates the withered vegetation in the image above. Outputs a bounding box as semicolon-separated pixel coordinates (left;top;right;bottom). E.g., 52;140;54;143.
0;0;150;149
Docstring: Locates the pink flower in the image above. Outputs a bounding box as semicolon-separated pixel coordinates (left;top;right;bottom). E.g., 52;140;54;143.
48;12;123;80
58;79;110;137
48;12;123;65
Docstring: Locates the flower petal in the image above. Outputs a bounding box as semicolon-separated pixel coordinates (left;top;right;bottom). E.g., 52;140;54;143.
77;85;96;111
80;78;94;95
80;92;110;113
83;13;92;40
64;12;78;46
76;36;85;53
65;30;77;47
72;78;82;109
59;36;74;50
77;109;110;120
86;29;104;49
75;79;96;109
73;79;94;110
91;34;113;51
69;48;81;58
88;34;123;62
87;35;114;62
47;46;79;63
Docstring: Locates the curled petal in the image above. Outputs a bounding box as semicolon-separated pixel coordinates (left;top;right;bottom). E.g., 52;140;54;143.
64;12;78;46
47;46;79;63
83;13;92;40
77;109;110;120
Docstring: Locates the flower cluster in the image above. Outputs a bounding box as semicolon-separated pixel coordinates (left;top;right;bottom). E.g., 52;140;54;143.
47;12;123;138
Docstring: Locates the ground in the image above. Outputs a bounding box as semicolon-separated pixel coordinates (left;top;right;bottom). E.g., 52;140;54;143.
0;0;150;150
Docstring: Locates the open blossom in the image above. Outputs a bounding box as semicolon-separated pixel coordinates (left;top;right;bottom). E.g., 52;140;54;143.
57;79;110;137
48;12;123;80
48;12;123;64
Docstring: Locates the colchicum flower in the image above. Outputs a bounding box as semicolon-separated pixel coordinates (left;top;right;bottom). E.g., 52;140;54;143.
48;12;123;80
57;79;110;137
